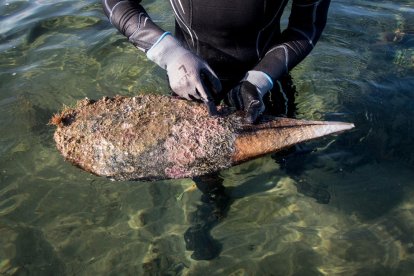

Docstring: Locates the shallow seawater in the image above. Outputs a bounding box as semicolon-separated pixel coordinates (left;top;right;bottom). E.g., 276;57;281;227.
1;0;414;274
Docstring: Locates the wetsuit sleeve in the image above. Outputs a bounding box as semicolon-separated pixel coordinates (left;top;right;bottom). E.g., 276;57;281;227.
254;0;331;81
102;0;165;52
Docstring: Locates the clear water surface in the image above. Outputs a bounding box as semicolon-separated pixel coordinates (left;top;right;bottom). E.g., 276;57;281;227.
1;0;414;274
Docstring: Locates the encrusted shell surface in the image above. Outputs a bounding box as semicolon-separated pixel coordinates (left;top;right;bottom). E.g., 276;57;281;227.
53;95;241;180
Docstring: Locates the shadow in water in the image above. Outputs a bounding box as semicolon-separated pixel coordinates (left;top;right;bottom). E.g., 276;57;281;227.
183;144;333;261
0;223;66;274
184;173;232;260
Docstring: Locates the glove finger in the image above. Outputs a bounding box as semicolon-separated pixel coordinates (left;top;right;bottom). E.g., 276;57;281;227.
239;81;264;123
227;86;241;110
228;85;243;110
195;78;215;103
245;100;263;124
195;84;218;115
188;88;202;101
204;100;218;116
200;68;222;95
171;86;193;100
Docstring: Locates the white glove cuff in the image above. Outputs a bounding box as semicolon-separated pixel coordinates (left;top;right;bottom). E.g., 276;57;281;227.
146;32;189;69
243;70;274;97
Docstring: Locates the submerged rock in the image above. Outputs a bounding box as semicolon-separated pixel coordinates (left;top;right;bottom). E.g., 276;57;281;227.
50;95;354;181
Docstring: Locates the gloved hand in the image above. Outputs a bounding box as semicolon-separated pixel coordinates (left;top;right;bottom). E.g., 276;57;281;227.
147;33;221;115
228;70;273;123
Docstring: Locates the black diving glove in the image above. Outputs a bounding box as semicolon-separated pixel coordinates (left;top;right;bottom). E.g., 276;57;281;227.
228;70;274;123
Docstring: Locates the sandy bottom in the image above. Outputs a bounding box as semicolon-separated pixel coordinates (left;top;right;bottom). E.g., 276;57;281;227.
1;143;414;275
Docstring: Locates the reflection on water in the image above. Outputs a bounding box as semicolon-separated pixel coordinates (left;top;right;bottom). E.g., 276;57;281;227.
1;0;414;274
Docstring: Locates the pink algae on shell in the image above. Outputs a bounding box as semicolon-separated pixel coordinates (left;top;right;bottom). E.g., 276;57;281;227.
52;95;239;180
163;111;234;178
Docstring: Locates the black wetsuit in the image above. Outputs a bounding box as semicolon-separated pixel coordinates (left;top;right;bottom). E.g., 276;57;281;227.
102;0;330;93
102;0;331;260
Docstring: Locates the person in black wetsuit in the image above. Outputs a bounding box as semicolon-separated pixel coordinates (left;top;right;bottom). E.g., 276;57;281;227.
102;0;331;260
